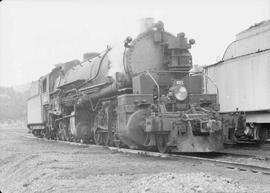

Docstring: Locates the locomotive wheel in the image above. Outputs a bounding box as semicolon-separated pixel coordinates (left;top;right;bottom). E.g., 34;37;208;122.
112;133;123;147
45;126;52;139
33;130;43;138
102;132;109;146
258;126;268;144
94;130;109;146
37;130;43;138
32;130;37;137
93;104;113;146
58;122;69;141
94;129;102;145
156;134;169;153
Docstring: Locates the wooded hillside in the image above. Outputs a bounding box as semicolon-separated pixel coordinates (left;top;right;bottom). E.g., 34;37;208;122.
0;87;29;122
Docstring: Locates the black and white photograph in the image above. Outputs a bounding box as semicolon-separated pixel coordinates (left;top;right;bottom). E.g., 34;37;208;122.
0;0;270;192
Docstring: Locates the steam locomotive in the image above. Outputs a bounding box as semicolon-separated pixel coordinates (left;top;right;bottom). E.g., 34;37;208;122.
27;19;223;153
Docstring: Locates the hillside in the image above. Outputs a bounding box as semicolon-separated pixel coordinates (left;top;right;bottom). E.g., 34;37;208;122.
0;86;29;122
13;82;31;93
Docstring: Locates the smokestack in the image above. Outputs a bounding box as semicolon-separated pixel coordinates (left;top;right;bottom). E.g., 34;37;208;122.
140;18;155;32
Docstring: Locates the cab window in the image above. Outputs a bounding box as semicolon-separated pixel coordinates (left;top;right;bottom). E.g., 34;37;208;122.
30;81;39;97
42;78;47;93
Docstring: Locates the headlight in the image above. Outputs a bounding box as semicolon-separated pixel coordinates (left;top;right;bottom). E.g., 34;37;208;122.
174;85;188;101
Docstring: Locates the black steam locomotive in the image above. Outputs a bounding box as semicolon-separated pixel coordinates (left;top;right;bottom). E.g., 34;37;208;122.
27;19;223;153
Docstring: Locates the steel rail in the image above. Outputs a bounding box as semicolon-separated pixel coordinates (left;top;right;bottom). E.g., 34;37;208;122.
107;146;270;175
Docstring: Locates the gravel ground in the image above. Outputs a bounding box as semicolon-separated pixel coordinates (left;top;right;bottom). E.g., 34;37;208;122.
0;123;270;193
222;144;270;158
128;172;247;193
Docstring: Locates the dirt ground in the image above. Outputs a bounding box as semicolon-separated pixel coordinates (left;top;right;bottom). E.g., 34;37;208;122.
0;123;270;193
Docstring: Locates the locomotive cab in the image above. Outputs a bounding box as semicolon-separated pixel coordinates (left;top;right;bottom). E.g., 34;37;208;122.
27;74;50;137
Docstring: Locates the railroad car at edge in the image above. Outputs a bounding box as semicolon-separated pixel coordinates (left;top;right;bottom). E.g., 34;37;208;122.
204;20;270;144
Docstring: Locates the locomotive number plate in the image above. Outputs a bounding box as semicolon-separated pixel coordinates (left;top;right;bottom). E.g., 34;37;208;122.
176;80;184;85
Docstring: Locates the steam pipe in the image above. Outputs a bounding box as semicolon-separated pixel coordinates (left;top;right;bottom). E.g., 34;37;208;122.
55;114;75;123
145;71;160;113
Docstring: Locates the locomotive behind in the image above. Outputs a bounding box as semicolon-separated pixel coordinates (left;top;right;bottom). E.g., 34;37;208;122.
27;19;223;153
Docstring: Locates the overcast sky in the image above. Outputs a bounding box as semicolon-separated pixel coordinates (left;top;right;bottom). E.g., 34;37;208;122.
0;0;269;86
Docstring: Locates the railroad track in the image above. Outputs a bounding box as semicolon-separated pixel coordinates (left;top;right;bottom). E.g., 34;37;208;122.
107;146;270;176
26;134;270;175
